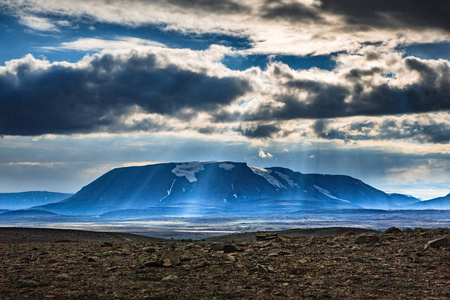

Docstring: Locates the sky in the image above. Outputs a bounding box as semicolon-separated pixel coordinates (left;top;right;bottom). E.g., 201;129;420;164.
0;0;449;199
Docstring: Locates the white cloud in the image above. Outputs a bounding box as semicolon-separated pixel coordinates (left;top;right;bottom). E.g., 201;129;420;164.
6;0;450;56
19;15;59;32
55;20;72;27
259;148;273;158
44;37;166;52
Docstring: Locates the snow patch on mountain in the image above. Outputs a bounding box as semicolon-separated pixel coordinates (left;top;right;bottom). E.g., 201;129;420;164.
160;179;176;202
172;162;205;182
314;185;350;203
249;166;285;189
275;171;299;188
219;163;235;171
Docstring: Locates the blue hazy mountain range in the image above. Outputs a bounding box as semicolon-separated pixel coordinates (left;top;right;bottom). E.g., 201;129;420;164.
1;162;448;217
0;191;73;210
12;161;442;216
408;193;450;209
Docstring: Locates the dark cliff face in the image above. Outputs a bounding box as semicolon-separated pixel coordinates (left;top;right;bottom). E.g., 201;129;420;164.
37;161;421;215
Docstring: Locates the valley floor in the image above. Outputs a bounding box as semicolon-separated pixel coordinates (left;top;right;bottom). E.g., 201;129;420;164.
0;227;449;299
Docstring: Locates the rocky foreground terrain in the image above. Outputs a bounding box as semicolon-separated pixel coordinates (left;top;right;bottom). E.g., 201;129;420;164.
0;227;449;299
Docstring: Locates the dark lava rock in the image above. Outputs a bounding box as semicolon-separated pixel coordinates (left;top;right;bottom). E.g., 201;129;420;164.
353;234;380;244
20;280;38;288
144;261;164;268
161;249;180;267
193;261;209;269
255;234;279;241
425;237;450;249
385;227;401;234
210;242;225;251
222;244;238;253
142;247;156;253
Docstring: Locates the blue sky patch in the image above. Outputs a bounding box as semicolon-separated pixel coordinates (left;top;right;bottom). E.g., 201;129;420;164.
222;54;337;71
401;42;450;60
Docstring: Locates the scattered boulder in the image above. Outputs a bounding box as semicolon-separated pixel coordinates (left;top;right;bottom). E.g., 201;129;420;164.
220;254;236;263
162;275;178;281
185;243;195;250
278;250;292;255
210;242;225;251
193;261;209;269
56;273;70;280
255;233;279;241
256;264;274;273
222;244;238;253
425;237;450;249
161;248;180;267
20;279;38;288
142;247;156;253
353;234;380;245
87;257;97;262
143;261;163;268
225;255;235;262
341;231;356;236
385;227;401;234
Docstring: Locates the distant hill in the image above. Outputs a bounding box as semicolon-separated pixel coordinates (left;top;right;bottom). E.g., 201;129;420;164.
37;161;425;216
387;193;420;207
0;209;60;217
409;194;450;209
0;227;164;243
0;191;73;210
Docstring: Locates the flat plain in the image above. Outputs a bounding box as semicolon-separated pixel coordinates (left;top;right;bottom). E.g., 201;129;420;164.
0;227;449;299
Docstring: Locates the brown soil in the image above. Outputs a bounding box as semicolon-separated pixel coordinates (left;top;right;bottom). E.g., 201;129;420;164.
0;227;449;299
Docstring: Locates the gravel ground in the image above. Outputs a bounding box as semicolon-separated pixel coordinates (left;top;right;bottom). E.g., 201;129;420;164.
0;227;449;299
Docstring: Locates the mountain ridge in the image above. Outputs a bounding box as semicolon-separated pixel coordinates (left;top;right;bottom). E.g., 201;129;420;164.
408;193;450;209
33;161;446;216
0;191;73;210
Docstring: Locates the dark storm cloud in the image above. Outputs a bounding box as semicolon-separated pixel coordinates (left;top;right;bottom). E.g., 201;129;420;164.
239;80;351;121
261;0;321;23
0;53;251;135
234;124;281;139
234;58;450;122
312;120;348;141
349;121;375;132
312;119;450;144
319;0;450;31
235;123;282;139
166;0;249;14
197;127;216;134
345;67;382;81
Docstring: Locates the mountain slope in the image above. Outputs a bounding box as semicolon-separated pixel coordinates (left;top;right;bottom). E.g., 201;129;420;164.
388;194;420;207
38;161;420;215
0;191;73;210
409;194;450;209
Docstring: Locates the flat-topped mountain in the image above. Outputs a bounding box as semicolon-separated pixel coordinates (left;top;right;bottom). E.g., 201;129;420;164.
37;161;422;216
